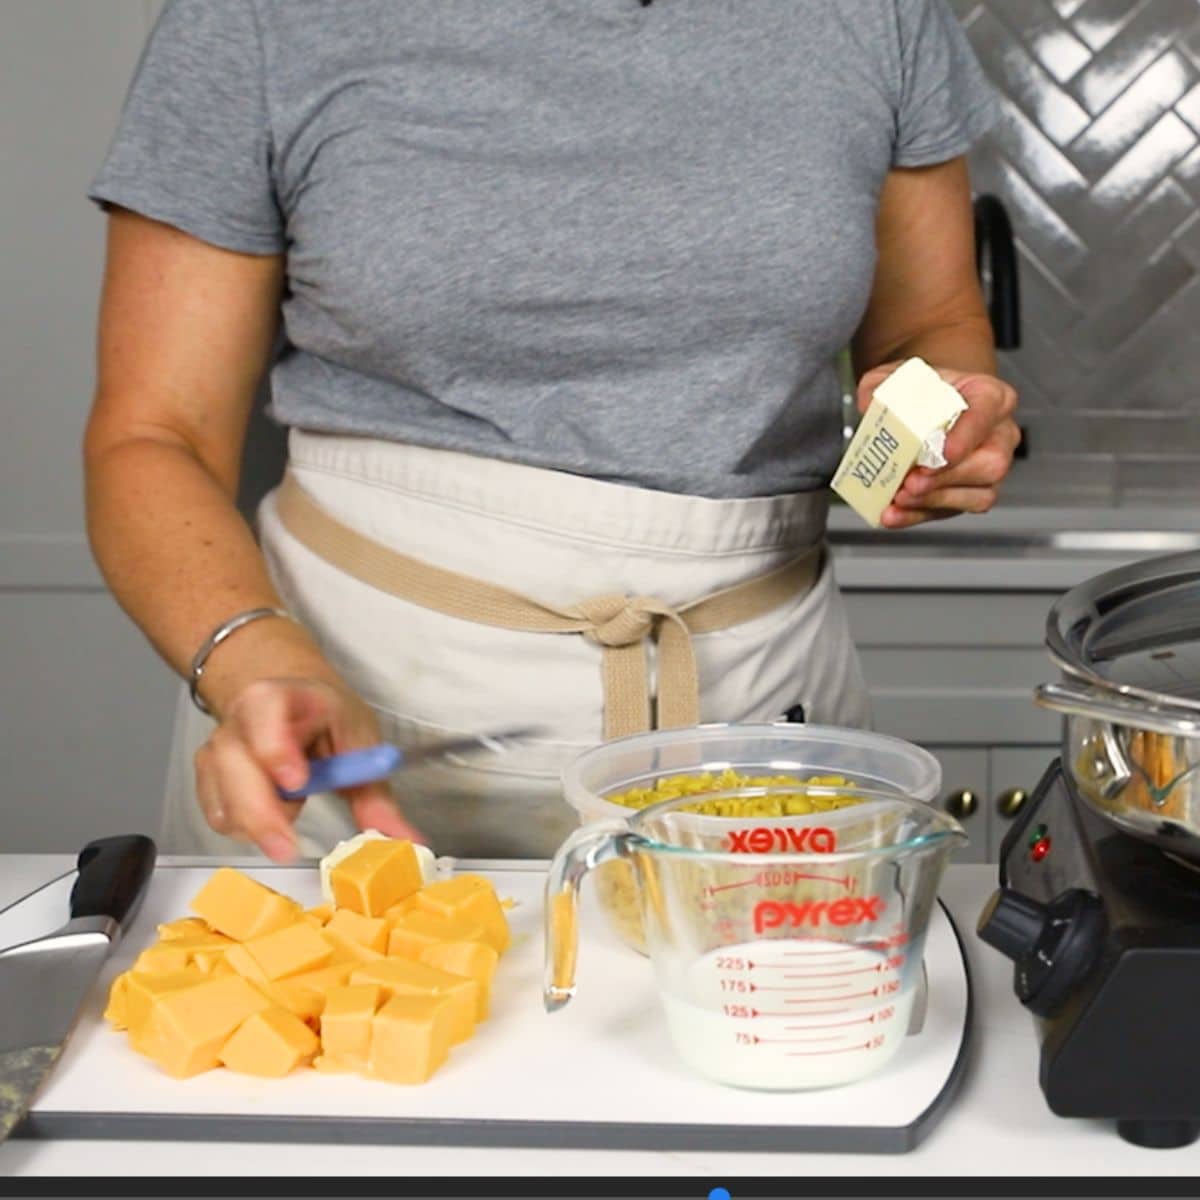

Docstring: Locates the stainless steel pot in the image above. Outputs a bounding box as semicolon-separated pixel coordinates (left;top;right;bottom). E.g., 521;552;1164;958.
1034;550;1200;862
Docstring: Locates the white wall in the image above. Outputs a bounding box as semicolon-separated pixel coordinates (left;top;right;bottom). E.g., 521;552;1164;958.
2;1;177;851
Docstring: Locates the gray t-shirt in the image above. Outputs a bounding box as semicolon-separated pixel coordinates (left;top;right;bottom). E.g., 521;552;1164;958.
90;0;994;499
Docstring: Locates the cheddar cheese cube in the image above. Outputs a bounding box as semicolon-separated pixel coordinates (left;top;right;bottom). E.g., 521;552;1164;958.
132;944;193;974
218;1008;319;1077
104;972;129;1030
413;875;510;954
141;975;271;1078
313;1053;358;1074
418;941;498;1021
283;962;355;1001
366;993;457;1084
302;904;334;927
324;908;390;954
255;977;325;1025
349;958;477;1045
329;841;423;917
189;868;300;942
242;922;334;981
156;917;211;941
222;943;271;986
124;969;207;1040
251;962;353;1021
319;983;383;1066
323;925;385;966
382;896;420;923
192;948;232;975
133;932;234;975
386;910;486;960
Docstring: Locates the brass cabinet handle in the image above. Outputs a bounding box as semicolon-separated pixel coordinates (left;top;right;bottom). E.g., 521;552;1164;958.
943;789;978;820
996;787;1028;819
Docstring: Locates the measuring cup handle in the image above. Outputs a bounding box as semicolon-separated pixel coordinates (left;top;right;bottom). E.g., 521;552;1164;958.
543;819;632;1013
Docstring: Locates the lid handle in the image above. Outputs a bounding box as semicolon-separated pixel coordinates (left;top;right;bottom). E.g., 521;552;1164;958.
1035;681;1200;738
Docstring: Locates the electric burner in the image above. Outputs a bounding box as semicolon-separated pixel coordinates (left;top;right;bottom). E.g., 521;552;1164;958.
979;757;1200;1149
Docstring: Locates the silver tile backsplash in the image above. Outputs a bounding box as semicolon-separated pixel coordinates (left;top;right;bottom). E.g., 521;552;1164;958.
950;0;1200;506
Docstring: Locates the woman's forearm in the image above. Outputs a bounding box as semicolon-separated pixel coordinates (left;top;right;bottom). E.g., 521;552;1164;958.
85;430;342;716
857;313;997;379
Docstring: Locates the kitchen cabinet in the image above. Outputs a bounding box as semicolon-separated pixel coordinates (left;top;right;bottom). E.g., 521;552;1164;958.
924;745;1054;865
841;588;1065;862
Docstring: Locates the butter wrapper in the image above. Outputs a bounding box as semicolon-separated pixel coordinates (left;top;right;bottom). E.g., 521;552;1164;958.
831;357;968;528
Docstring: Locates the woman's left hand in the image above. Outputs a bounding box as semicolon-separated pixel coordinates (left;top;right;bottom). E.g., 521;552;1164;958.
856;362;1020;529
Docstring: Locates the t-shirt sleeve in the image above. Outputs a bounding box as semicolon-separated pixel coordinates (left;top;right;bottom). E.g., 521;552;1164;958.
891;0;997;168
88;0;283;255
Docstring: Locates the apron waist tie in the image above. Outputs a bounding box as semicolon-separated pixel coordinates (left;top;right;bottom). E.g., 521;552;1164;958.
274;471;823;739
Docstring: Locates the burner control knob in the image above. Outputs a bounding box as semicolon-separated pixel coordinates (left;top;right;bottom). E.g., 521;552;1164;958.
977;887;1106;1017
977;888;1047;961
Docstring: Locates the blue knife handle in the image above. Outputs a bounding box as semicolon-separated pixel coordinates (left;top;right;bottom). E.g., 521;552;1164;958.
277;743;403;800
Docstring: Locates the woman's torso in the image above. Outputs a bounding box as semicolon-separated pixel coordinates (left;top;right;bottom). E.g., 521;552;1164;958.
94;0;953;497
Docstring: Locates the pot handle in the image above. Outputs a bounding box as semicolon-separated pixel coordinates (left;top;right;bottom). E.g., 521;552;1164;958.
543;819;635;1013
1035;681;1200;738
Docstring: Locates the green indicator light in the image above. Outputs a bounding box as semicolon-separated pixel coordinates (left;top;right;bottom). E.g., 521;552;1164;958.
1028;824;1047;848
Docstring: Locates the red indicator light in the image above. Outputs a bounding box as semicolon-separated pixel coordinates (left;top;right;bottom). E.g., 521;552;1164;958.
1030;837;1051;863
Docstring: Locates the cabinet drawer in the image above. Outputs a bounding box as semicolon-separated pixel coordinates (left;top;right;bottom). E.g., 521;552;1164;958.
860;647;1060;743
843;592;1057;648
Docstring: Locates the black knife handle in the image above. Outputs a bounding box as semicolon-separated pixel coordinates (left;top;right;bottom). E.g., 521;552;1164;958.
69;835;157;931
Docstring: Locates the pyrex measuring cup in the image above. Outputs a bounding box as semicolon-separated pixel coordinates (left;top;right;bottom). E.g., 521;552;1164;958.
544;785;965;1091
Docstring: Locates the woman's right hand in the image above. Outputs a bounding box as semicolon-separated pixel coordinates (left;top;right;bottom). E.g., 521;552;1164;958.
192;676;423;863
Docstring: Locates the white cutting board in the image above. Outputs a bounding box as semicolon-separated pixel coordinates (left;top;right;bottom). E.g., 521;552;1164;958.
3;858;971;1153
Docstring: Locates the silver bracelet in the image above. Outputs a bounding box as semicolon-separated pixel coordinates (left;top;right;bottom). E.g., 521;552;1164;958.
188;607;295;716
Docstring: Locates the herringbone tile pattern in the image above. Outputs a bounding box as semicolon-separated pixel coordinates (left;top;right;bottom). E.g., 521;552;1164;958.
950;0;1200;504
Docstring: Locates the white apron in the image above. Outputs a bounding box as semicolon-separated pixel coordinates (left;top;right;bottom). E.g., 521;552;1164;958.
161;431;872;860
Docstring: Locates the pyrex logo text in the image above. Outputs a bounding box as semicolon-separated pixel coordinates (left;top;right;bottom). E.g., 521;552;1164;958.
753;896;884;933
726;825;836;854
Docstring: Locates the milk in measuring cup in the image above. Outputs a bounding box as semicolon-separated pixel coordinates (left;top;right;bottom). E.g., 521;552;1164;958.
659;939;914;1090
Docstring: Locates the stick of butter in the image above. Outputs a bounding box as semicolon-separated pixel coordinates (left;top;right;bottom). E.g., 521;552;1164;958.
831;357;968;528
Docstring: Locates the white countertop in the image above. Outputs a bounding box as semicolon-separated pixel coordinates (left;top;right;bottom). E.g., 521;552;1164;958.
0;854;1196;1180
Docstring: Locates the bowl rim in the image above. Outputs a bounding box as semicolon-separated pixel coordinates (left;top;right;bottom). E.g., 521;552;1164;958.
560;721;944;817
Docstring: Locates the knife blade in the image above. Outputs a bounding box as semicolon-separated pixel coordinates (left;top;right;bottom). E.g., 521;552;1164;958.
0;834;156;1141
277;727;543;800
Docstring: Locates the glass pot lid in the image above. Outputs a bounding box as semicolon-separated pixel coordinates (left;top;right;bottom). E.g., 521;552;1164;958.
1046;550;1200;713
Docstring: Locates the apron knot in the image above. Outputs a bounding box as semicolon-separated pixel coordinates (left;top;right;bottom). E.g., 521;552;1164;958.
575;594;675;648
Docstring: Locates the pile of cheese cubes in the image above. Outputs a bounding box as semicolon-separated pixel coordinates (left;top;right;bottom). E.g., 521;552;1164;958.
103;839;509;1084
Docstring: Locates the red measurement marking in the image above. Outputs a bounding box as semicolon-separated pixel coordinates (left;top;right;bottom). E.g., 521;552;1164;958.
755;1035;846;1045
736;1002;882;1018
756;871;855;889
785;988;881;1004
706;878;760;896
786;1042;878;1057
786;1015;877;1030
783;965;885;979
748;982;850;993
779;948;858;958
748;955;854;969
